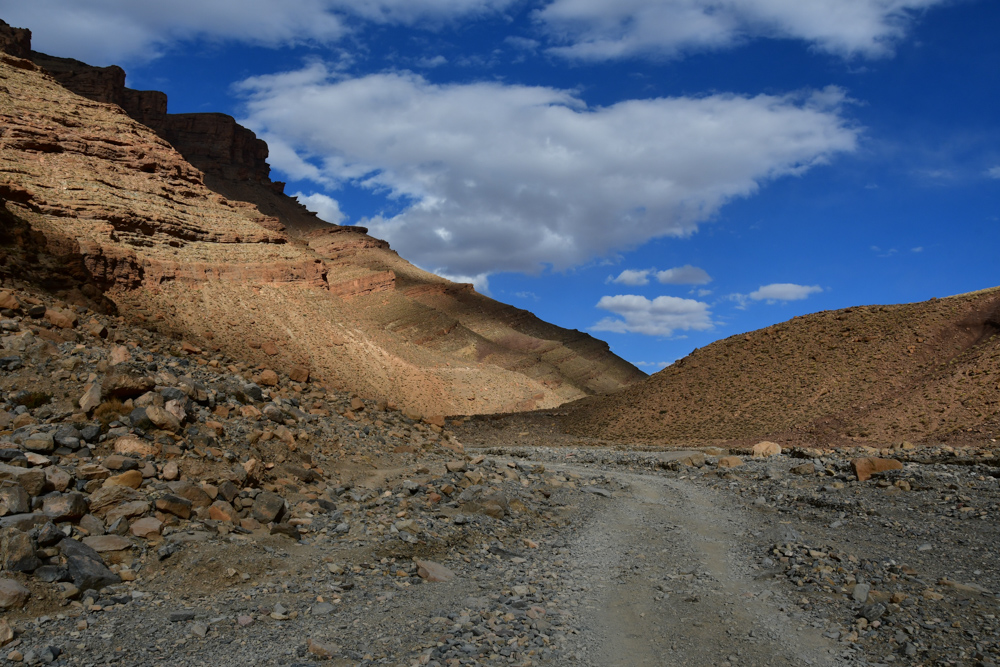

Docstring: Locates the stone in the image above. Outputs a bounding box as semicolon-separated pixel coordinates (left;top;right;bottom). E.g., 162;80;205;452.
259;369;279;387
252;491;285;523
155;495;193;519
261;342;279;356
0;290;20;311
717;456;744;468
166;481;212;508
0;485;30;516
108;345;131;366
0;617;13;647
852;583;871;603
88;485;145;516
44;307;77;329
82;535;131;552
60;537;121;593
130;517;163;538
103;455;138;471
36;522;64;548
415;559;456;582
679;453;706;467
1;531;40;573
79;514;105;536
102;370;155;400
217;480;239;503
44;466;73;492
0;464;46;496
103;470;143;489
308;638;339;659
790;463;816;475
43;492;89;521
752;441;782;458
851;457;903;482
113;436;160;458
79;383;102;413
208;500;237;523
289;365;310;383
76;463;111;480
0;579;30;610
23;432;54;453
446;461;467;473
104;500;149;526
144;405;181;432
162;461;179;481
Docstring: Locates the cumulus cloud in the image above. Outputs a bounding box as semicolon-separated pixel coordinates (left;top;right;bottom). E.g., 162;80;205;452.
749;283;823;302
292;192;347;225
537;0;948;61
0;0;514;64
656;265;712;285
591;295;713;337
238;64;858;278
609;269;651;286
987;166;1000;179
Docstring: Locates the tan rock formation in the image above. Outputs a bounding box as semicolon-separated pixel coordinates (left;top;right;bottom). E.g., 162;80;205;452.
0;22;644;415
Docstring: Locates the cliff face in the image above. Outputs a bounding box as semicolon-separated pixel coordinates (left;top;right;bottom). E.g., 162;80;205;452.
0;20;645;415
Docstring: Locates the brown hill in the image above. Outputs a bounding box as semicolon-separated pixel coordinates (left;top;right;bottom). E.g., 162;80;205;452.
563;288;1000;447
0;20;644;416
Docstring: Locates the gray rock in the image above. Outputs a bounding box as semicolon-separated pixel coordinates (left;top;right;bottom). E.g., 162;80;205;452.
0;484;30;515
2;529;40;573
59;537;121;592
252;491;285;523
852;583;871;603
0;578;30;609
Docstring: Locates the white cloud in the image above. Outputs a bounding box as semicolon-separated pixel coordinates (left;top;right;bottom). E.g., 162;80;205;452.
656;264;712;285
987;166;1000;179
634;361;670;370
609;269;651;286
0;0;514;65
592;294;713;337
292;192;347;225
537;0;948;61
417;55;448;68
238;64;858;278
749;283;823;302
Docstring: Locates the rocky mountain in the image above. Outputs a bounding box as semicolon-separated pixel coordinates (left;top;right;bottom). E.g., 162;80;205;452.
0;20;644;417
563;287;1000;447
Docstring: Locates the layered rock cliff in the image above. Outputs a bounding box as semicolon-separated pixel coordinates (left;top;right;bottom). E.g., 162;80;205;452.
0;19;644;415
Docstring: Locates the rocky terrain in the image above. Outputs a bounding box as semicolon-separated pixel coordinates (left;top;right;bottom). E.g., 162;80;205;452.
0;19;643;419
562;287;1000;449
0;284;997;667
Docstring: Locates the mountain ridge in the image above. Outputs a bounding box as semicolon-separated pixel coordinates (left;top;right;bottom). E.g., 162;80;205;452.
0;18;645;416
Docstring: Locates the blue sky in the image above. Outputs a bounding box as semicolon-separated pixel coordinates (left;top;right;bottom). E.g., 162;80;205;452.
3;0;998;371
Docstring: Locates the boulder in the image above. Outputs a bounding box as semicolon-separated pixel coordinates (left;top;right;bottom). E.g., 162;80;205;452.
251;491;285;523
851;457;903;482
23;432;54;454
79;383;102;413
752;441;782;458
145;405;181;432
88;485;145;516
0;485;30;516
1;530;40;573
0;464;45;496
259;370;279;387
0;578;30;610
166;481;211;508
102;369;154;400
82;535;131;553
113;435;160;458
129;516;162;538
415;559;456;582
155;495;193;519
289;365;310;383
43;492;88;521
103;470;143;489
59;538;121;592
717;456;744;469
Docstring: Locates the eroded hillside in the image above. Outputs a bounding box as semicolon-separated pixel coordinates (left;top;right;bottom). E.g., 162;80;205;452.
563;288;1000;447
0;20;643;417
